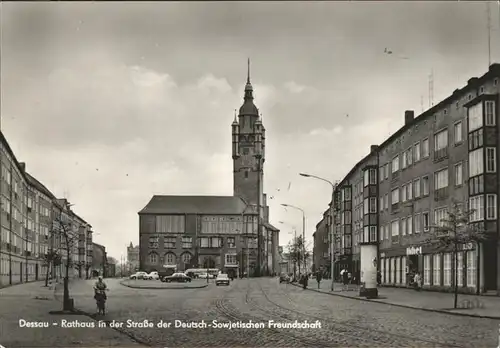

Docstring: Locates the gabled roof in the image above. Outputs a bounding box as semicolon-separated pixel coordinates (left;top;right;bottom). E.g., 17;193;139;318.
25;172;55;199
138;195;249;215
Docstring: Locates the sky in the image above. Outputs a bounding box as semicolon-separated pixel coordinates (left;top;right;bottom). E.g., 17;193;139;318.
1;2;500;261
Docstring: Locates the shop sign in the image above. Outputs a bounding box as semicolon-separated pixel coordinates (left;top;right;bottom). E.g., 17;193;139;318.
406;246;422;256
380;252;386;258
461;242;474;251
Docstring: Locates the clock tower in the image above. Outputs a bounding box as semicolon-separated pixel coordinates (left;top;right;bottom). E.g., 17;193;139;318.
232;59;265;207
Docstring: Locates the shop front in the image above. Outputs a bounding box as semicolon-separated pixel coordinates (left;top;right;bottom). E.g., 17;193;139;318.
380;242;482;293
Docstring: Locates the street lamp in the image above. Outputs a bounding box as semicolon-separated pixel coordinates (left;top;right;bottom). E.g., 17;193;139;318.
300;172;337;291
280;204;306;274
278;221;297;278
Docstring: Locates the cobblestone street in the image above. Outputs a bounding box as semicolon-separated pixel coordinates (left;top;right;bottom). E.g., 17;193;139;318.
2;277;499;347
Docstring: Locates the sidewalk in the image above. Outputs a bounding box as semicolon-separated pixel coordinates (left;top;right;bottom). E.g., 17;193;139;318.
0;281;144;347
293;280;500;319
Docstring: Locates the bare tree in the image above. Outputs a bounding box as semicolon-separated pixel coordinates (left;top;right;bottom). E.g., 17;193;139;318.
52;211;79;311
422;201;488;309
42;250;61;287
74;260;86;279
287;235;311;276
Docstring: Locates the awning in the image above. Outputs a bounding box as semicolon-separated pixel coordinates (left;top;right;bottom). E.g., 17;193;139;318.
163;265;177;268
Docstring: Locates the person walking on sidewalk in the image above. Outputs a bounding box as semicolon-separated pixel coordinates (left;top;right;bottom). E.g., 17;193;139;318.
341;268;349;291
413;272;422;291
316;271;322;289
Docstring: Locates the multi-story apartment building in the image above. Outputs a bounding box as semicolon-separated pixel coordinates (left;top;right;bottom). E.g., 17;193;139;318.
315;63;500;294
312;209;330;274
92;242;107;277
0;131;93;287
138;66;280;277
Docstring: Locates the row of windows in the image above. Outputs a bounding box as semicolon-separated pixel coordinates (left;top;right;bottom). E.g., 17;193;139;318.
148;252;192;265
380;101;497;182
148;236;254;249
380;251;476;288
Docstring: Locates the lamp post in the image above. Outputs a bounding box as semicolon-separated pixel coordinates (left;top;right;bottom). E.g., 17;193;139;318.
300;173;337;291
278;221;297;278
280;204;306;274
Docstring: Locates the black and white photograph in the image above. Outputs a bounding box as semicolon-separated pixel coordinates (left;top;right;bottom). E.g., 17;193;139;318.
1;1;500;347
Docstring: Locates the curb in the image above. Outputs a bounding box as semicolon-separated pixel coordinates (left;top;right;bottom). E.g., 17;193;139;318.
289;283;500;320
119;280;208;290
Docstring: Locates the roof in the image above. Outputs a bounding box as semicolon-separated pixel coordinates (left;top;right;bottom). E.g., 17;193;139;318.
138;195;250;215
25;172;56;199
263;222;280;231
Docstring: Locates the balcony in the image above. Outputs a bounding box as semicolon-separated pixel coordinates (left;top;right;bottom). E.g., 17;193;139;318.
434;187;449;201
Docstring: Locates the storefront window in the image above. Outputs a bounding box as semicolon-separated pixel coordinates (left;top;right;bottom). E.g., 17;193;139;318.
433;254;441;286
443;253;452;286
457;252;464;287
466;250;477;287
423;255;431;285
385;258;390;284
401;257;407;285
380;258;385;284
391;258;396;284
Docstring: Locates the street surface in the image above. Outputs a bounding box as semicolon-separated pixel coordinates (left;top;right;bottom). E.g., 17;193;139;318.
2;277;499;347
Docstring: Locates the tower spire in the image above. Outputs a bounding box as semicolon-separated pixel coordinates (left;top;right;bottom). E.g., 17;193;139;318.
247;58;251;84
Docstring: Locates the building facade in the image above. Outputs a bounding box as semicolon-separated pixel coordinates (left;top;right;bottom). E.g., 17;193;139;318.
312;209;330;275
0;131;93;287
92;242;107;277
314;63;500;294
138;66;280;276
127;242;139;273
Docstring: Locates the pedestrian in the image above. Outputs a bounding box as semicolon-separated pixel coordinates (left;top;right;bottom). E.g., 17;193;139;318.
302;273;308;289
413;272;422;291
316;271;322;289
377;271;382;286
342;269;349;290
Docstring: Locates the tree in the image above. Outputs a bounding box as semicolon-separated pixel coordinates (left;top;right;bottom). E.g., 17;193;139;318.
422;201;488;309
73;260;85;279
42;250;61;287
287;235;311;276
52;211;79;311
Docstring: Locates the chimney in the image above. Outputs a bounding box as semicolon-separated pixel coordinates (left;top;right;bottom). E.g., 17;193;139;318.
404;110;414;125
19;162;26;173
370;145;379;153
467;77;478;86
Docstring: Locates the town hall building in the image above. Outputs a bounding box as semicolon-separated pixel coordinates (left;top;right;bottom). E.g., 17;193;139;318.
138;63;280;277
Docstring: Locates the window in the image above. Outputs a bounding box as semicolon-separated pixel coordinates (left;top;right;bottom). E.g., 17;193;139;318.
457;252;464;287
401;185;407;202
414;178;421;198
401;257;407;284
210;237;222;248
379;167;384;182
342;187;352;201
200;237;210;248
242;147;249;155
369;197;376;213
434;207;448;227
401;217;406;236
403;150;412;169
454;121;463;144
407;215;413;235
391;188;399;204
391;258;397;284
469;195;484;222
379;225;385;240
407;148;413;166
434;129;448;151
369;226;377;242
468;103;483;132
414;214;421;233
422;176;429;195
156;215;186;233
423;212;430;231
434;168;448;190
391;219;399;236
392;156;400;173
149;236;159;249
422;138;429;158
364;169;377;186
486;194;497;220
395;257;401;284
384;258;390;284
363;226;369;243
486;147;496;173
225;254;237;265
406;182;412;200
443;253;452;286
245;171;249;179
424;255;431;285
466;250;477;287
485;101;495;126
149;253;158;264
165;253;176;265
433;254;441;286
469;148;484;177
414;142;421;162
380;258;385;283
181;253;191;265
385;224;390;239
384;194;389;210
227;237;236;248
379;197;384;212
384;164;389;179
454;163;463;186
182;237;192;249
163;237;176;249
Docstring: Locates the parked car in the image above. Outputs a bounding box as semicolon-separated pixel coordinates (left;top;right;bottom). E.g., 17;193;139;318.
279;274;290;283
162;273;192;283
147;271;159;280
215;273;230;286
129;271;148;280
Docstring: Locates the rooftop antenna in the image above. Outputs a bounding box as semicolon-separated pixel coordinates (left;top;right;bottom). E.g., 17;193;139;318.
487;1;492;68
428;69;434;108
